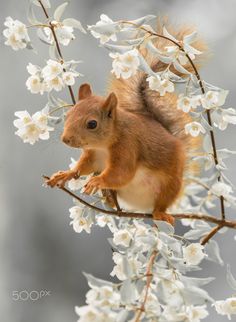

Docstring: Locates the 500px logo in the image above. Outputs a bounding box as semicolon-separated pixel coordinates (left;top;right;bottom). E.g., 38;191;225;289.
12;290;51;301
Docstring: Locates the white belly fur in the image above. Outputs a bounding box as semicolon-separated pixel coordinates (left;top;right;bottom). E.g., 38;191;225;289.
117;167;160;212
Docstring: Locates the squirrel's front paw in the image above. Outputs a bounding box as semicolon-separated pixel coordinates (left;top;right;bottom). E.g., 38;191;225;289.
83;176;104;195
47;170;79;188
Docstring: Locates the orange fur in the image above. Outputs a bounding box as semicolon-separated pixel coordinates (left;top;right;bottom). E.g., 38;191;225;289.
47;22;207;225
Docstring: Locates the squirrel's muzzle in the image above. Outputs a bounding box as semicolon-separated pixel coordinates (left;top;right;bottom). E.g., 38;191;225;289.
61;134;78;147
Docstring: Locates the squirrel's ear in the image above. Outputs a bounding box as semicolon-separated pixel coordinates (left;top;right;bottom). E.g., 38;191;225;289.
102;92;117;118
78;83;92;100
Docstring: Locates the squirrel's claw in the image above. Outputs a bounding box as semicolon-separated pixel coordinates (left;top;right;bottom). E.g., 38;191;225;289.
83;176;104;195
46;170;79;188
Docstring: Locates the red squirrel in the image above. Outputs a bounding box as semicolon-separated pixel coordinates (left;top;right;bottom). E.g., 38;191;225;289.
46;24;205;225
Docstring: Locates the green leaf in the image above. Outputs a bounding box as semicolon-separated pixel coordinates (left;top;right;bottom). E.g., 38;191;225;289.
116;311;130;322
217;149;236;159
155;221;175;235
103;43;133;53
32;0;51;8
205;240;224;266
49;43;60;60
182;285;214;305
83;272;114;288
146;40;174;64
138;53;154;75
129;15;156;27
63;18;86;33
183;31;198;45
180;276;215;287
163;26;179;43
184;227;211;240
120;280;138;304
122;37;145;46
226;264;236;291
27;2;41;25
54;2;69;21
37;28;51;45
173;60;191;75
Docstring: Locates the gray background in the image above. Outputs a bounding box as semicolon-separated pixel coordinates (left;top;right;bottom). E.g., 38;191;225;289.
1;0;236;321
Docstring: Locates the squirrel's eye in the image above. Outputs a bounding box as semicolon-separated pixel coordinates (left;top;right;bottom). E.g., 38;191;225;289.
87;120;97;129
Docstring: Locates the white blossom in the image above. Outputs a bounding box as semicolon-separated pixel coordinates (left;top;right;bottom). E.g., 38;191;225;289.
181;219;196;228
95;215;115;232
26;75;44;95
44;22;75;46
110;252;126;280
186;305;209;322
110;252;141;281
161;280;184;307
86;285;120;309
62;71;78;86
147;74;174;96
3;17;30;50
209;182;233;199
165;36;201;66
89;14;118;44
213;297;236;320
212;108;236;130
163;305;208;322
185;121;206;137
113;229;132;247
142;292;161;317
47;76;64;92
201;90;228;110
162;306;188;321
177;94;200;113
26;60;80;95
69;205;93;233
109;49;140;79
13;107;53;144
69;205;84;220
75;305;116;322
42;59;64;80
183;243;205;266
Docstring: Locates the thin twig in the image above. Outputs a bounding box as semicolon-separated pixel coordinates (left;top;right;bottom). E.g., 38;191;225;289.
42;176;236;230
49;104;73;116
134;250;158;322
38;0;76;105
201;224;224;245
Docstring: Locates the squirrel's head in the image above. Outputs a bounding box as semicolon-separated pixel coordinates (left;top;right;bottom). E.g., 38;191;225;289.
61;83;118;149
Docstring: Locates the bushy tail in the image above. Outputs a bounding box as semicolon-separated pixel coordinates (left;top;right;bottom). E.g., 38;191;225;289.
108;20;208;181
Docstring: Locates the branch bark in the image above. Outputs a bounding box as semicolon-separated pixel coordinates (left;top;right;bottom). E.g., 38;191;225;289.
201;224;224;245
43;176;236;231
134;250;157;322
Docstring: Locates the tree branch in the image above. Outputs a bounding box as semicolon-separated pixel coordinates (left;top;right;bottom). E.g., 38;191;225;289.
42;176;236;230
134;250;158;322
201;224;224;245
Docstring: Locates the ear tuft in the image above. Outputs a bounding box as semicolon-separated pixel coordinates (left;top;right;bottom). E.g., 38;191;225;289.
78;83;92;100
103;92;118;118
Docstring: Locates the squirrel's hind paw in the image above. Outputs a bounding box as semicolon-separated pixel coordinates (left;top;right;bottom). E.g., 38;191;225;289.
152;211;175;226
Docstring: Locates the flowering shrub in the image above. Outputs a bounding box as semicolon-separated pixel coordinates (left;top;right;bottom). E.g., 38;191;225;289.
4;0;236;321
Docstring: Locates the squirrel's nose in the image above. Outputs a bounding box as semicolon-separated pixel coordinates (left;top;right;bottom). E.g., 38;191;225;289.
62;135;73;145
